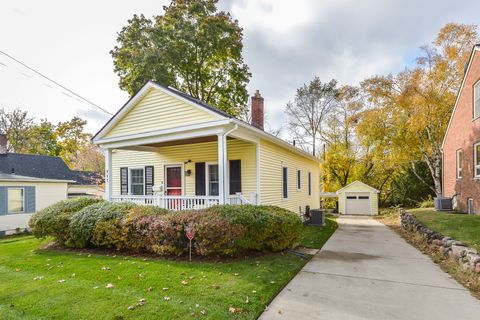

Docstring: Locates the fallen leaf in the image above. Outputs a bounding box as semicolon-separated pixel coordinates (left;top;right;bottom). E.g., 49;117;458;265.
93;286;99;289
212;284;221;289
101;266;110;271
181;280;188;285
33;276;43;281
189;276;194;279
15;268;21;272
106;283;114;289
70;273;76;278
58;279;66;283
252;290;257;294
127;305;135;310
163;296;170;301
195;304;200;308
147;287;153;292
117;276;122;280
200;309;207;315
270;280;275;284
162;287;169;291
87;254;91;257
234;273;239;276
245;296;249;304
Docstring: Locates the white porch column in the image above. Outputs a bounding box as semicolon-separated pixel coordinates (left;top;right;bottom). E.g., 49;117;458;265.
217;133;227;204
104;148;113;201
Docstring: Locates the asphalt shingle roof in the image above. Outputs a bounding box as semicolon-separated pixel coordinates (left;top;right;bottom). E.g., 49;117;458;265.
0;153;102;185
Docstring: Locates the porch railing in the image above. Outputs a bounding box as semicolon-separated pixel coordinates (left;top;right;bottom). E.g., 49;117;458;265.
110;194;251;211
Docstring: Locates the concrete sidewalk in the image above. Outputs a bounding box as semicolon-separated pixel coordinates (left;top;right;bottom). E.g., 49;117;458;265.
260;216;480;320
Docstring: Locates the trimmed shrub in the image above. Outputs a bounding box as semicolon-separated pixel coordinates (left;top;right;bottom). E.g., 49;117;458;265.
38;200;302;257
29;197;103;244
206;205;303;252
68;202;136;248
92;205;169;250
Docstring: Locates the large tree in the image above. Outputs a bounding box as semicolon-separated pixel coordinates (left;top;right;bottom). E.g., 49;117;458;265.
285;77;339;156
111;0;251;116
359;23;479;197
56;117;92;168
0;108;33;153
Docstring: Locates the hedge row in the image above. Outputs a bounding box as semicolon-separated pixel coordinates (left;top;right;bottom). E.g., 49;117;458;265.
29;198;302;257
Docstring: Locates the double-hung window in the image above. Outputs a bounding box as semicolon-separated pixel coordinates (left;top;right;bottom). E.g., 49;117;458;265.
297;170;301;191
475;143;480;178
8;188;24;213
207;164;219;196
308;172;312;196
282;167;288;199
475;81;480;119
456;149;463;179
130;168;144;195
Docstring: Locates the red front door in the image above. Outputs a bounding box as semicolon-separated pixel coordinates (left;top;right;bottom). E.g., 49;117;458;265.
165;166;182;196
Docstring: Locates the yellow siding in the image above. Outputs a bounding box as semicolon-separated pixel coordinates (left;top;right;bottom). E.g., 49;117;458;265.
111;139;256;198
259;139;320;213
105;88;219;138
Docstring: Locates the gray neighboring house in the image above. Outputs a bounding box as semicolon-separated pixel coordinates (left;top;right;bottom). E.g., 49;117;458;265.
0;135;104;233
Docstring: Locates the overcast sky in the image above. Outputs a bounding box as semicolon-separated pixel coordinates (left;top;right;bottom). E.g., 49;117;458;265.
1;0;479;134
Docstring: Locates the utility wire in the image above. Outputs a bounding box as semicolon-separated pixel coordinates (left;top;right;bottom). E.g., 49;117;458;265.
0;50;113;115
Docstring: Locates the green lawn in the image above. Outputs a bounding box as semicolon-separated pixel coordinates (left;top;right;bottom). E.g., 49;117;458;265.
0;222;336;320
300;216;337;249
411;208;480;251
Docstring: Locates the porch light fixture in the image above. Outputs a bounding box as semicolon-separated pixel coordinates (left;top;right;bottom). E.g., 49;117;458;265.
185;169;192;177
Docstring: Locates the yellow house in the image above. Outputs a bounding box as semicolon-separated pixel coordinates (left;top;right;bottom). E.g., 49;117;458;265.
93;81;320;214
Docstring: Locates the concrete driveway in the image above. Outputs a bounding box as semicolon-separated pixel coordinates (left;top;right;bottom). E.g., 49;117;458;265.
260;216;480;320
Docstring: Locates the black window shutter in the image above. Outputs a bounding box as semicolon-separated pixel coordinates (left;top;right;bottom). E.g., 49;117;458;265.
282;167;288;198
145;166;154;195
195;162;206;196
120;167;128;195
229;160;242;195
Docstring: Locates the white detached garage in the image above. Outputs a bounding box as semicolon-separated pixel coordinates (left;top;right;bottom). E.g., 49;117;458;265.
337;181;379;215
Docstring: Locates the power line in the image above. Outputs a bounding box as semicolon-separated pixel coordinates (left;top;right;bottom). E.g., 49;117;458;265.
0;50;113;116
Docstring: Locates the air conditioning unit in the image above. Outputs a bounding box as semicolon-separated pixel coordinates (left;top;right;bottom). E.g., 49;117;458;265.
434;197;453;211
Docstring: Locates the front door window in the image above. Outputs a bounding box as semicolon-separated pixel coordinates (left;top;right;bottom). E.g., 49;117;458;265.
130;168;144;195
207;164;219;196
166;166;182;196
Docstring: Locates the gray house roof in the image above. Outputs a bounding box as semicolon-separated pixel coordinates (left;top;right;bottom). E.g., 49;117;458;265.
0;153;102;185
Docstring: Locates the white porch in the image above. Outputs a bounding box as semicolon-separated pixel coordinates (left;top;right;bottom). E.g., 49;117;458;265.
97;120;261;211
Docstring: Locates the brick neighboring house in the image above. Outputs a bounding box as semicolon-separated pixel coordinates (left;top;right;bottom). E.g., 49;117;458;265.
443;44;480;214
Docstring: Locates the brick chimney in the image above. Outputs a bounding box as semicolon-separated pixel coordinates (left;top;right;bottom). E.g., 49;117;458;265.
251;90;264;130
0;134;6;155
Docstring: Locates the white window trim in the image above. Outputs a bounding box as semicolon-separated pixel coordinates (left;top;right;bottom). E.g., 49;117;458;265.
297;170;302;191
7;187;25;214
282;166;288;199
205;162;219;196
164;164;184;196
475;143;480;178
128;167;145;195
474;80;480;119
456;149;463;179
308;171;312;196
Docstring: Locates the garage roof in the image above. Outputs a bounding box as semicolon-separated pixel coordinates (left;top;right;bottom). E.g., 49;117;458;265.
337;180;380;193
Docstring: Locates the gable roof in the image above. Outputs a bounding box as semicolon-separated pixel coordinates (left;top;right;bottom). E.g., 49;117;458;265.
442;44;480;149
93;81;228;141
337;180;380;193
94;81;320;162
0;153;102;185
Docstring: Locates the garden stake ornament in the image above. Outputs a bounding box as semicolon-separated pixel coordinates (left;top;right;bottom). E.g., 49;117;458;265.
186;226;195;261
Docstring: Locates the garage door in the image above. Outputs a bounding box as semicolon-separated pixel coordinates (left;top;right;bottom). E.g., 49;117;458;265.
345;192;371;215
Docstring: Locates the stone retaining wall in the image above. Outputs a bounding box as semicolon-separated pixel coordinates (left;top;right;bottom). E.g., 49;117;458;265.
400;209;480;274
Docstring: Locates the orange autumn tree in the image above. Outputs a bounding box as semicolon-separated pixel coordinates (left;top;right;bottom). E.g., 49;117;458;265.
357;23;479;197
